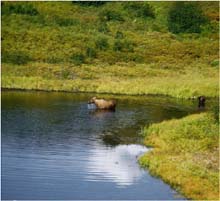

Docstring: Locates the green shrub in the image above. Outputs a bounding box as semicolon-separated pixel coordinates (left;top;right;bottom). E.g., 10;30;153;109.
99;9;124;22
55;16;79;27
98;22;109;33
86;47;97;58
129;53;144;63
201;21;219;34
73;1;108;7
44;57;63;64
113;40;123;51
62;70;70;79
210;105;219;123
25;15;79;27
124;2;155;18
95;37;109;50
168;2;207;33
211;60;219;67
115;31;124;39
24;14;47;26
2;2;38;16
113;39;134;52
2;51;32;65
69;53;85;65
123;40;134;52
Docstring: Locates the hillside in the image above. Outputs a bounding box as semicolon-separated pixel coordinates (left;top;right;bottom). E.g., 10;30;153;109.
1;1;219;98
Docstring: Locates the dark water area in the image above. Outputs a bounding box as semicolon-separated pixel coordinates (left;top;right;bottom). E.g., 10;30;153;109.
2;91;216;200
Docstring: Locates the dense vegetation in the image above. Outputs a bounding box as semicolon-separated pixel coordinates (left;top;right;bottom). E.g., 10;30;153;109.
168;2;208;33
139;112;219;200
1;2;219;200
1;1;219;98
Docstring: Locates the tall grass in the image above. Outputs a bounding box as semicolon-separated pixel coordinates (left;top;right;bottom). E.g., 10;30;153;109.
139;112;219;200
2;63;218;98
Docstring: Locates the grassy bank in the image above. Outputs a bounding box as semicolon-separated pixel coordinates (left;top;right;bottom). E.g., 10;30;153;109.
2;62;218;98
139;112;219;200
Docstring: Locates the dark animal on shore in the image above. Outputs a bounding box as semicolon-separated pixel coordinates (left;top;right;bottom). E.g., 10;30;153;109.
88;97;116;110
198;96;206;108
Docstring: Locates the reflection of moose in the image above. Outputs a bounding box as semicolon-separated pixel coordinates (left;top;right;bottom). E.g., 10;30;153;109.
89;109;115;118
198;96;206;108
88;97;117;110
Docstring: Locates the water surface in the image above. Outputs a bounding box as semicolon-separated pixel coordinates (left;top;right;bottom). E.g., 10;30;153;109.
2;91;202;200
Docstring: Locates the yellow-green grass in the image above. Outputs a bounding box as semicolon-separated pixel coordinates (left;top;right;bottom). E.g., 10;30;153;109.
1;2;219;98
139;112;219;200
2;62;218;98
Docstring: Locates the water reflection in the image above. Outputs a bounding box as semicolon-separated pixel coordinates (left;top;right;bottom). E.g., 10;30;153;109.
89;109;116;118
86;144;149;186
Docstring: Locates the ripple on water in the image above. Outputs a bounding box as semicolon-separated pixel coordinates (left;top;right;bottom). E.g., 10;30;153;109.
1;91;201;200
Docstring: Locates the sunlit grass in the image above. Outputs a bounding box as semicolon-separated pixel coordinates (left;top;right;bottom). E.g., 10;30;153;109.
139;112;219;200
2;62;218;98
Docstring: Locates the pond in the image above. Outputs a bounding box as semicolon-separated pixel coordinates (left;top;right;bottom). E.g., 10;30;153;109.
2;90;204;200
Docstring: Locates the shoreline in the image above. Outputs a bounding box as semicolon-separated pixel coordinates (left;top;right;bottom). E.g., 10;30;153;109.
139;112;219;200
1;87;218;100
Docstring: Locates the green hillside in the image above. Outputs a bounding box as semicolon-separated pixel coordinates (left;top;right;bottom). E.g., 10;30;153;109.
1;1;219;98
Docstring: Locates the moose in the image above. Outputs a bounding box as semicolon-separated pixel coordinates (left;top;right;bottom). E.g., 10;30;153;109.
88;97;117;111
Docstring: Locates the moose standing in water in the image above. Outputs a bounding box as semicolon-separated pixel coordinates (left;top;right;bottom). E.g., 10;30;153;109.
88;97;117;111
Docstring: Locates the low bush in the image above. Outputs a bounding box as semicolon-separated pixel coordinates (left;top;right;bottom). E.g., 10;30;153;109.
44;57;63;64
168;2;208;33
129;53;144;63
98;22;109;33
201;21;219;34
124;2;155;18
113;39;134;52
115;31;124;39
55;16;79;27
2;2;38;16
25;15;79;27
113;40;123;52
95;37;109;50
2;51;32;65
73;1;108;7
210;59;219;67
99;9;124;22
86;47;97;58
24;14;47;26
69;53;85;65
61;70;70;79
